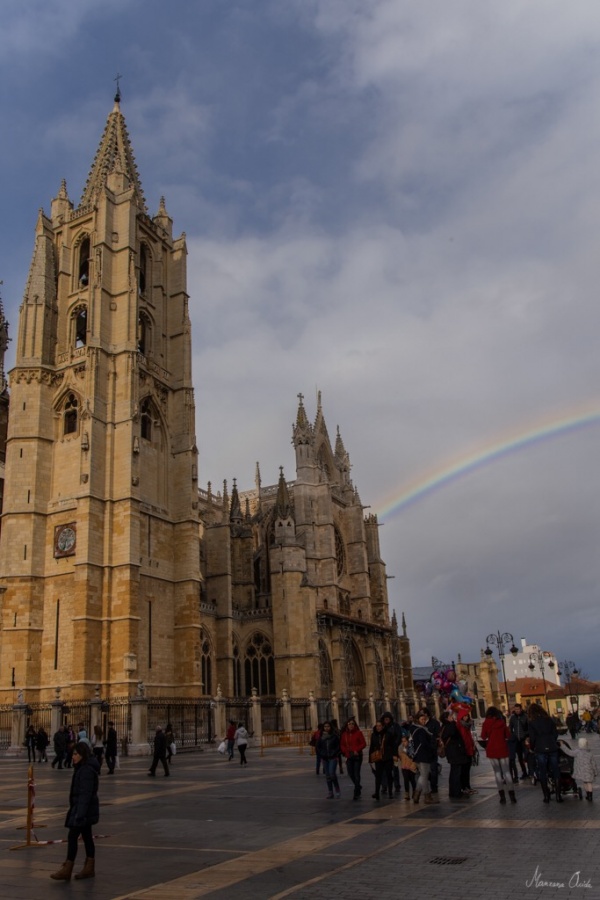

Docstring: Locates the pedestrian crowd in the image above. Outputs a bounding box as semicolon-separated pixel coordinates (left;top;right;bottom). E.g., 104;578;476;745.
311;708;451;804
25;720;120;774
309;701;599;807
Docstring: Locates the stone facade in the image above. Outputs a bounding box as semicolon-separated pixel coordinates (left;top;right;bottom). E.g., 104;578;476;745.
0;96;415;715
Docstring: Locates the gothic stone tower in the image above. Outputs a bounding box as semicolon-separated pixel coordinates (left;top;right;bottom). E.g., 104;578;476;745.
0;94;201;702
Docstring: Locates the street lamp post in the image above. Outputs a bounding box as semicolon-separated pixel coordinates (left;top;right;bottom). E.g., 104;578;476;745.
557;660;580;715
484;631;518;715
528;650;554;711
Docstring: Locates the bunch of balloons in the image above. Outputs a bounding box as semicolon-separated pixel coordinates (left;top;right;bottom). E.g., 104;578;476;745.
421;667;473;707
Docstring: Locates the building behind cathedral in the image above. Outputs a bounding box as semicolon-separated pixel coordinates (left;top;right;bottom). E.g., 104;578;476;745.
0;94;416;726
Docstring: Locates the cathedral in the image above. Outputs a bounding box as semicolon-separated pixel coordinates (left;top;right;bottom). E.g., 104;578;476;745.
0;94;415;719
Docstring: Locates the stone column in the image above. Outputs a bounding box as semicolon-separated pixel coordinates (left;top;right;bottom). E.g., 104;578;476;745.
308;690;318;731
90;685;103;739
50;690;64;760
397;692;408;722
8;702;28;757
250;688;262;745
128;683;151;756
330;691;340;727
214;685;226;740
281;688;292;733
350;691;360;723
368;692;377;728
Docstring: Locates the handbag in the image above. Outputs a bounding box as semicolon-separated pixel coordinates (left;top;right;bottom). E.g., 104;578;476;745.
217;740;226;754
369;749;383;763
477;738;488;749
437;738;447;759
170;742;176;756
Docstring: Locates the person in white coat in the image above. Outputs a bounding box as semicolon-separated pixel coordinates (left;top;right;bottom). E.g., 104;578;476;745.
234;723;249;766
559;737;598;801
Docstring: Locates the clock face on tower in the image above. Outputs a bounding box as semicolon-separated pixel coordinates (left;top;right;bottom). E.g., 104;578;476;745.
54;523;77;558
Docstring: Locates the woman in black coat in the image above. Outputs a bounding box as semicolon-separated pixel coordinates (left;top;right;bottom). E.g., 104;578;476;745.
369;718;398;801
440;710;470;799
316;721;342;798
527;704;562;803
50;741;100;882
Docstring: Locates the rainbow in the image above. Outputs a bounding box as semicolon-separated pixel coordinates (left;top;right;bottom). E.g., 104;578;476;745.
377;408;600;519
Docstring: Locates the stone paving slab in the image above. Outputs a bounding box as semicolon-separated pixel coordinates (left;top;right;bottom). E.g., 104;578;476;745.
0;738;598;899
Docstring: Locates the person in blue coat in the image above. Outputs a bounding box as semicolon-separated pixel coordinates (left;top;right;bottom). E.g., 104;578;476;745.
50;741;100;882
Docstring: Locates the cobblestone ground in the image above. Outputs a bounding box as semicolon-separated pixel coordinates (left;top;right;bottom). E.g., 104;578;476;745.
0;737;598;900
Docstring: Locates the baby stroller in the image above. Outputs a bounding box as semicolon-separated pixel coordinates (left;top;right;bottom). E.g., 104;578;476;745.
548;741;583;800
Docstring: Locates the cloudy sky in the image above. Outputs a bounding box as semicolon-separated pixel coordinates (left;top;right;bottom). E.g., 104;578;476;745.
2;1;599;680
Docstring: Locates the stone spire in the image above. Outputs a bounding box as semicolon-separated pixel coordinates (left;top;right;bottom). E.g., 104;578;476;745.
221;479;229;524
50;178;73;222
153;195;173;238
274;466;292;520
334;425;346;460
255;461;262;493
292;392;313;447
79;93;146;211
229;478;242;523
313;389;330;443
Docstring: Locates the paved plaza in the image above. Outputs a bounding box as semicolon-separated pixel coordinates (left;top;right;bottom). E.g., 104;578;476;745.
1;739;599;900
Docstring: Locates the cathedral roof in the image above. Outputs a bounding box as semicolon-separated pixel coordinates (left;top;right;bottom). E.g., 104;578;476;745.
79;92;147;211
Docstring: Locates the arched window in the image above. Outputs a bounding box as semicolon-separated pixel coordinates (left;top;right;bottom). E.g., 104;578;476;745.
374;650;385;695
244;632;275;696
253;545;271;596
138;312;151;355
63;393;79;436
343;638;366;690
338;590;350;616
319;640;333;688
78;237;90;286
73;306;87;348
232;643;241;697
139;243;148;295
334;526;345;577
200;631;213;696
141;398;153;441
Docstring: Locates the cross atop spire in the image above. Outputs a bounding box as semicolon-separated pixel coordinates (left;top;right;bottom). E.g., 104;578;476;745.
293;392;312;446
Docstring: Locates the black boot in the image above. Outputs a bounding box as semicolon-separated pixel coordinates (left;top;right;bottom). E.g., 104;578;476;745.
508;790;517;804
498;790;506;804
542;785;551;803
556;791;563;803
586;791;593;801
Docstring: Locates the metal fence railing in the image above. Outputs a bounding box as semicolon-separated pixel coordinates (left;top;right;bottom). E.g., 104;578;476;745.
1;693;405;753
0;705;12;750
147;699;214;749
